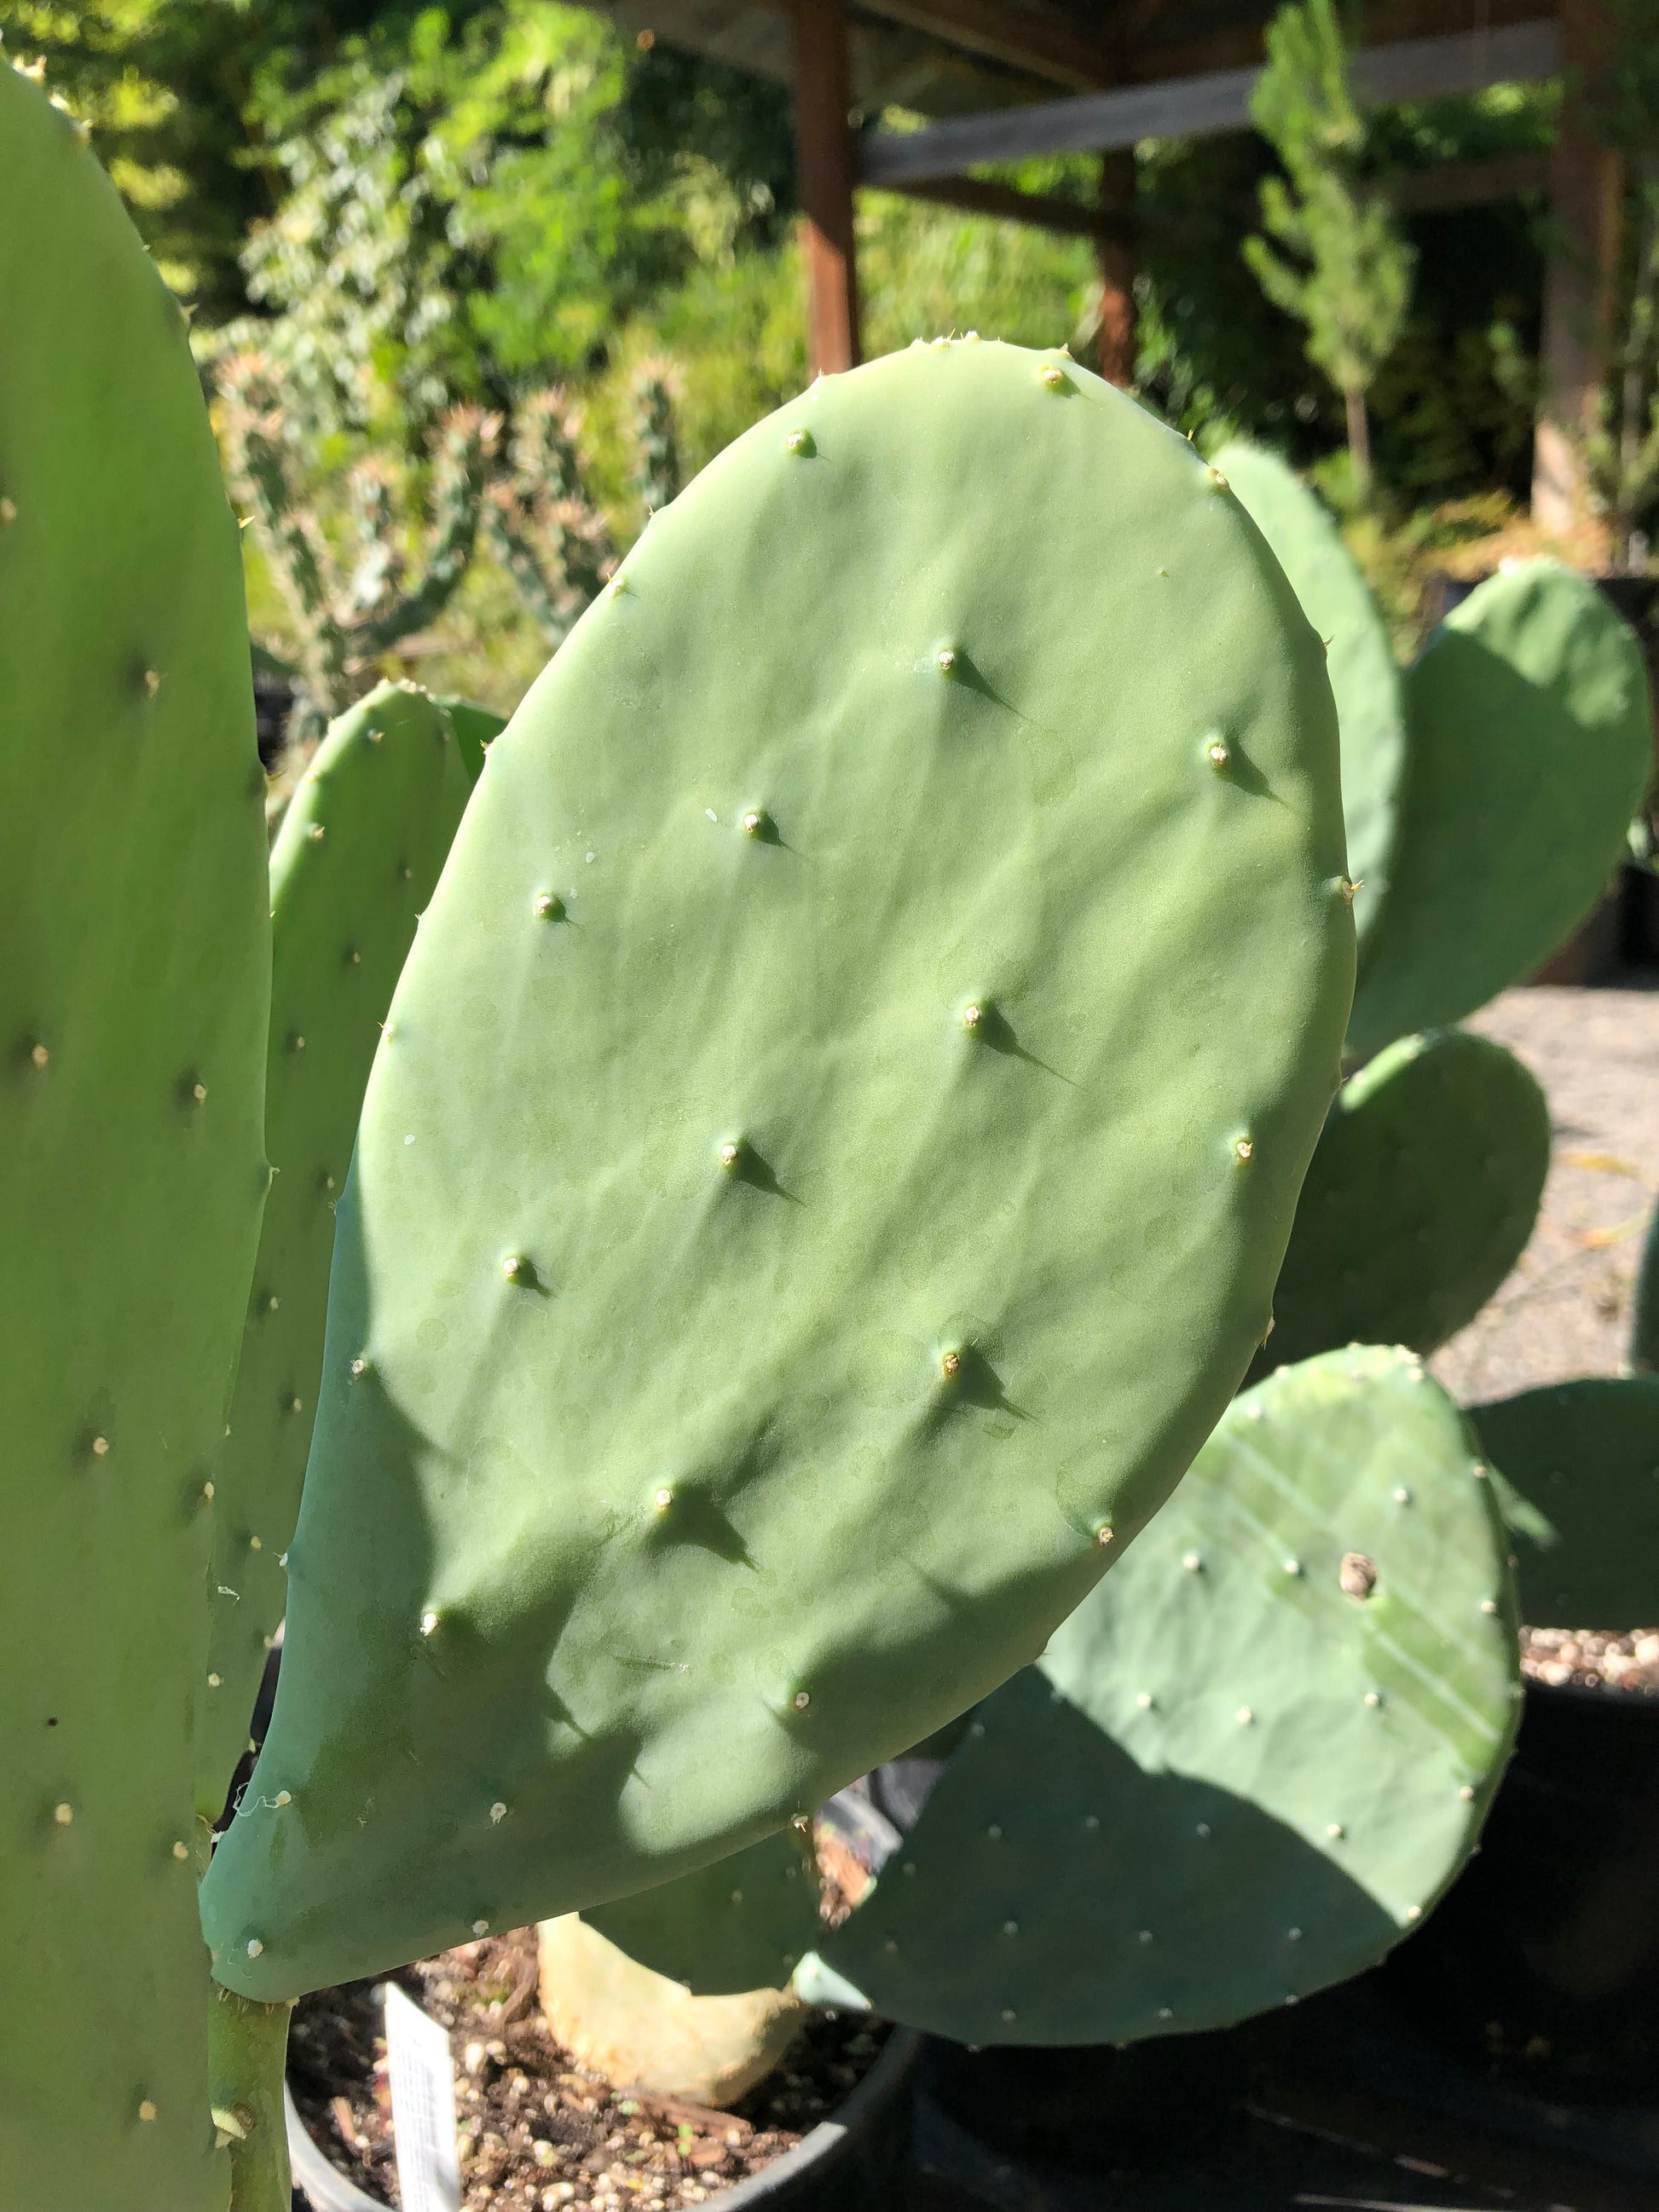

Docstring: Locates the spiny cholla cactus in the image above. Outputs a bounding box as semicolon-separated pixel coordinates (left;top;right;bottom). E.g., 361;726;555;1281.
482;387;615;650
628;356;684;520
217;351;497;754
483;365;685;650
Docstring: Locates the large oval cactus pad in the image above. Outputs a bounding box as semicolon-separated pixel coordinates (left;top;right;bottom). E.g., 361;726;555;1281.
1258;1029;1547;1376
0;64;269;2212
799;1349;1520;2044
200;684;474;1809
1350;563;1651;1056
1475;1377;1659;1629
1213;442;1404;948
205;340;1353;2001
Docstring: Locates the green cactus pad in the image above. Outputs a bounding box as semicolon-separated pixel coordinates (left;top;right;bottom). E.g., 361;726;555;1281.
204;336;1353;2001
1257;1029;1547;1376
794;1348;1519;2045
1630;1197;1659;1373
589;1827;820;1996
433;694;507;787
1212;442;1403;948
1474;1377;1659;1628
1349;563;1651;1057
200;683;473;1809
0;63;269;2212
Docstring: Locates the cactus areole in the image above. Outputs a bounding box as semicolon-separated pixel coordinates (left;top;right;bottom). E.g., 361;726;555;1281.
205;339;1355;2001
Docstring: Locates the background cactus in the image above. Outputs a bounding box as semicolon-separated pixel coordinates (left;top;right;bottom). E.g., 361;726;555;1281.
217;350;497;753
0;60;272;2211
202;337;1355;2005
199;681;477;1808
583;1349;1519;2055
1477;1375;1659;1629
628;356;685;517
1220;447;1653;1057
1258;1028;1549;1376
481;386;619;650
1213;440;1404;944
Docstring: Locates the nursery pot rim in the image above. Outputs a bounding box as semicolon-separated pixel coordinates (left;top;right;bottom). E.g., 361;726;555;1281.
285;2022;922;2210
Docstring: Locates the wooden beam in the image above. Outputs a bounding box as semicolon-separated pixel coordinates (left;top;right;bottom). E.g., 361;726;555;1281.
881;172;1124;239
853;1;1119;90
793;0;860;374
1534;0;1622;533
1097;147;1137;388
857;20;1563;182
1386;149;1551;213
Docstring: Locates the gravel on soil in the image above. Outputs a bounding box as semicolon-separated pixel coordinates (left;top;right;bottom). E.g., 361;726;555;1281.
288;1926;887;2212
1425;980;1659;1692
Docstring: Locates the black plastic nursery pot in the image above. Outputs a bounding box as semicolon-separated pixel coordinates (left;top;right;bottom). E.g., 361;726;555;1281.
286;2025;922;2212
1365;1678;1659;2110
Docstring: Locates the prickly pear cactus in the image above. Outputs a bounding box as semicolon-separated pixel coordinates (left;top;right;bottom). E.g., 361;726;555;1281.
794;1348;1521;2043
1631;1194;1659;1373
205;337;1354;2001
0;61;269;2212
200;682;474;1809
1474;1377;1659;1628
433;694;506;787
1350;563;1651;1056
1213;442;1404;947
1259;1029;1547;1375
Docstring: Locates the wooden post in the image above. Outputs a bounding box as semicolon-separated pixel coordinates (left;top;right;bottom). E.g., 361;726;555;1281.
1532;0;1622;534
1097;147;1137;387
793;1;860;375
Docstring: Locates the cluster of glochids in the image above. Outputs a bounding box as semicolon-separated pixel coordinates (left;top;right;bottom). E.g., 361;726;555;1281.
4;56;1655;2212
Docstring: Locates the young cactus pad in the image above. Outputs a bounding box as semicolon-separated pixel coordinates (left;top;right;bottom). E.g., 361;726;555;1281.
1212;442;1404;947
1257;1028;1547;1377
0;62;270;2212
793;1348;1521;2044
199;683;475;1808
1350;563;1652;1057
204;338;1354;2001
433;693;507;787
1474;1377;1659;1629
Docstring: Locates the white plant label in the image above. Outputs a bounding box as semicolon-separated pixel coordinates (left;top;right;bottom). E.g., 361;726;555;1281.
384;1980;462;2212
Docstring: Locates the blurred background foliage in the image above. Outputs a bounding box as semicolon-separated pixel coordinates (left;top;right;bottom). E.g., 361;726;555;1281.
0;0;1564;703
